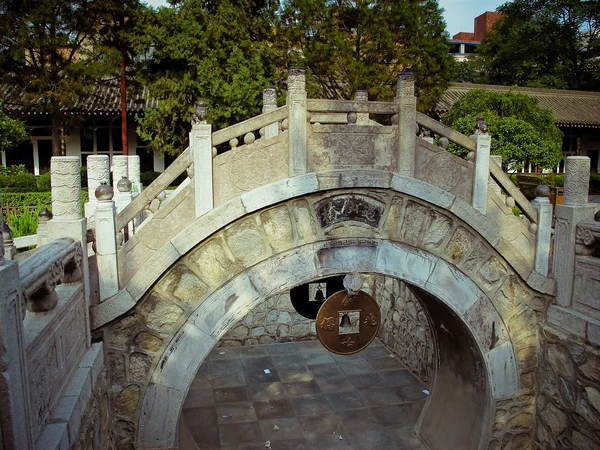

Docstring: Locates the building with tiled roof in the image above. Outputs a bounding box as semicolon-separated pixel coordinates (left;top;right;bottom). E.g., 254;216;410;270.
449;12;503;61
435;83;600;172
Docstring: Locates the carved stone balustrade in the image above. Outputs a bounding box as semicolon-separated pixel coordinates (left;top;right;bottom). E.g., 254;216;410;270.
576;221;600;255
19;238;83;312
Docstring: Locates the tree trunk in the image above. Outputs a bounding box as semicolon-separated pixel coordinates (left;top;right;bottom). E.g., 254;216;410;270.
120;59;128;155
51;114;63;156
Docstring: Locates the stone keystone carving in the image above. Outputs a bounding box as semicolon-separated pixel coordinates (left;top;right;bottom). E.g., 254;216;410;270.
315;194;384;229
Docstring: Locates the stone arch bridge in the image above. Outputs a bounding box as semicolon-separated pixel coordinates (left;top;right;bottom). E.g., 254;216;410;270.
1;69;599;450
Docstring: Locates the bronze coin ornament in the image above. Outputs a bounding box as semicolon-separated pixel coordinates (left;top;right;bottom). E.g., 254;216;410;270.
316;278;381;355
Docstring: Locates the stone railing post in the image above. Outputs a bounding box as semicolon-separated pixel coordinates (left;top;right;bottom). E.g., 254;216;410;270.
531;185;553;276
2;222;16;260
553;156;594;306
471;125;491;215
115;176;135;238
94;184;119;301
354;90;369;125
489;155;503;197
128;155;142;194
287;67;307;177
263;87;279;139
36;208;52;247
47;156;91;344
112;155;128;194
85;155;110;219
190;101;213;218
396;72;416;177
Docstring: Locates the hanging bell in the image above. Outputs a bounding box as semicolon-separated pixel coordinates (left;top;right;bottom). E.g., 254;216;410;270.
314;284;325;301
339;313;352;328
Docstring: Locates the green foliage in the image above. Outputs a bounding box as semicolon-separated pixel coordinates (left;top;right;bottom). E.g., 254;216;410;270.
442;89;564;170
130;0;278;156
0;167;38;192
0;105;27;152
0;0;124;155
278;0;454;110
1;191;52;208
8;204;44;238
36;172;52;191
477;0;600;90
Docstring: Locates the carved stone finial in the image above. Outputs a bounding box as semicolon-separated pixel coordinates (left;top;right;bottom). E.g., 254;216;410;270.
564;156;591;205
38;208;53;222
438;137;449;150
263;87;277;107
95;182;114;201
287;66;306;94
354;90;368;102
2;222;15;260
534;185;551;198
396;72;415;99
192;101;208;124
343;272;363;296
117;176;132;193
475;115;488;134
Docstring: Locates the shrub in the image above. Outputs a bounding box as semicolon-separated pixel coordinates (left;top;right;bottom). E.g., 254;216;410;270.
8;204;43;238
140;171;161;186
37;172;51;190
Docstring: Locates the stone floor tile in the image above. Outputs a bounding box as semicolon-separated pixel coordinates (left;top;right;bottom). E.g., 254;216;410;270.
238;345;269;357
315;376;355;394
306;433;353;449
282;380;322;398
360;345;392;360
210;347;243;360
183;388;215;408
241;355;274;372
271;354;307;370
347;372;383;390
245;368;281;384
278;367;314;383
218;421;263;447
368;355;405;371
325;391;366;411
267;343;302;356
216;401;258;424
190;372;213;390
302;352;335;366
332;352;366;362
253;399;296;420
335;408;380;431
386;424;427;449
346;426;398;450
264;438;311;450
338;359;374;376
361;386;404;406
250;382;288;402
309;363;344;380
298;412;344;441
289;395;332;417
259;417;305;440
184;407;218;446
395;384;428;402
219;444;264;450
378;369;417;388
370;404;418;427
211;372;247;389
213;386;250;404
211;359;244;376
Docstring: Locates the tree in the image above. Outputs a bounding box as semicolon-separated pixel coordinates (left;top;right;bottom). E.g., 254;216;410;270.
129;0;278;156
0;0;121;155
277;0;454;110
477;0;600;90
442;89;564;171
0;104;27;153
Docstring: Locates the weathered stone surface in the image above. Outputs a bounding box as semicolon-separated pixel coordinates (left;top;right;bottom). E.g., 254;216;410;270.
507;412;533;429
260;205;295;252
134;332;163;353
138;293;185;335
540;401;567;436
225;218;270;267
571;430;599;450
400;201;429;245
129;353;153;382
187;237;238;288
157;264;209;308
579;353;600;383
107;315;138;349
115;385;141;417
445;226;474;263
547;343;575;379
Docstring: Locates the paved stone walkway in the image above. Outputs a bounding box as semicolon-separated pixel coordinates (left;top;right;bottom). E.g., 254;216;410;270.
182;339;428;450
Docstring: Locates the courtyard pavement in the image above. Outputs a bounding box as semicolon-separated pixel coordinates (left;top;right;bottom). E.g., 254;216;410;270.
182;338;428;450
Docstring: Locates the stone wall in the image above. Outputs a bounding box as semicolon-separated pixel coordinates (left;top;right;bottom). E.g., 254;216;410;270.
535;325;600;450
218;291;317;346
375;276;437;386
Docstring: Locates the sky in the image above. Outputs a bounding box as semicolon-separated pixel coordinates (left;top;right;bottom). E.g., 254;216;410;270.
142;0;508;38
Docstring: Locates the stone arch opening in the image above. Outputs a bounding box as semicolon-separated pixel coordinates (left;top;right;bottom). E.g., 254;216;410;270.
135;241;517;449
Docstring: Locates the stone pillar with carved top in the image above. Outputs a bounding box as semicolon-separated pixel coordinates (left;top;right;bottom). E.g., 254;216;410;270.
94;183;120;301
354;90;369;125
112;155;129;194
0;192;35;450
396;72;416;177
190;101;213;218
128;155;142;194
470;124;491;215
85;154;110;219
287;67;307;177
47;156;91;344
531;185;553;276
263;87;279;140
553;156;594;308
